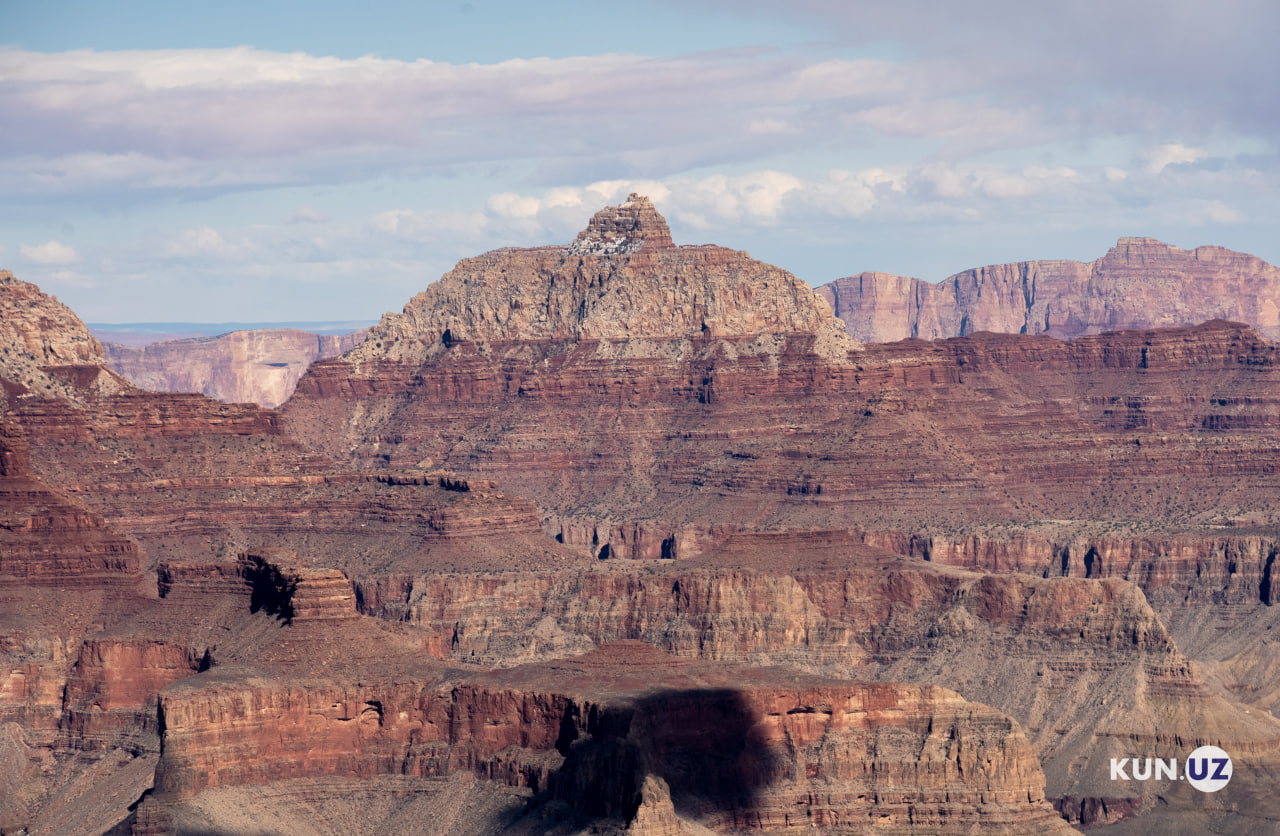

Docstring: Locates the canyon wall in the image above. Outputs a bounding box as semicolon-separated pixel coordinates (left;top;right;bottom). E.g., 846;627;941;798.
820;237;1280;342
6;197;1280;833
101;327;368;408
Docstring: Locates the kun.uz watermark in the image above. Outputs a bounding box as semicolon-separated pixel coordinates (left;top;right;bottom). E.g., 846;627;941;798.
1110;745;1232;793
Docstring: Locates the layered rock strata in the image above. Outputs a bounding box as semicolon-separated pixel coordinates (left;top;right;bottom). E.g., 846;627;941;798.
139;641;1072;835
820;237;1280;342
101;327;369;408
289;315;1280;577
7;199;1280;835
344;534;1280;826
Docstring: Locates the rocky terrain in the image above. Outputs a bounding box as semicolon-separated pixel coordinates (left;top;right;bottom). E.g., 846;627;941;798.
101;328;368;408
5;198;1280;833
820;237;1280;342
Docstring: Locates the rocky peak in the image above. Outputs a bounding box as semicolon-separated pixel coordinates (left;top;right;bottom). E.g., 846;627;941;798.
347;197;859;365
0;271;128;402
566;193;674;255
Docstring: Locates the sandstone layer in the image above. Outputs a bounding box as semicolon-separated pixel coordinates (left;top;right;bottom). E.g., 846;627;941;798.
289;317;1280;559
101;327;369;408
820;237;1280;342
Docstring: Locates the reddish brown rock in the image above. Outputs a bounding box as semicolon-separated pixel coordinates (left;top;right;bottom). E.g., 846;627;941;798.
101;327;369;408
343;534;1280;820
820;237;1280;342
0;417;139;586
11;207;1280;835
287;316;1280;584
140;643;1072;835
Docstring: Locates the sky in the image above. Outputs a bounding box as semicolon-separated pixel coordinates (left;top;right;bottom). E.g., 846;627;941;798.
2;0;1277;323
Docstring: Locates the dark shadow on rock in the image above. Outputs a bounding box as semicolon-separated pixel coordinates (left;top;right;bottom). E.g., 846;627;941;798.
242;554;297;624
532;688;781;830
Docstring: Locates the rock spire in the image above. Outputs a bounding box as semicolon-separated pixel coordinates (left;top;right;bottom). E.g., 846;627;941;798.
567;193;674;255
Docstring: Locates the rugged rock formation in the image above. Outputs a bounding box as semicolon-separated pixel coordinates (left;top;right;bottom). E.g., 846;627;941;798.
344;533;1280;826
345;194;856;367
0;270;129;404
138;636;1071;835
821;237;1280;342
289;317;1280;563
277;208;1280;832
568;192;675;254
10;199;1280;835
101;327;369;408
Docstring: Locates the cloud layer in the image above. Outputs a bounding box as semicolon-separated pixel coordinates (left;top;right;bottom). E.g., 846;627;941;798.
1;1;1275;321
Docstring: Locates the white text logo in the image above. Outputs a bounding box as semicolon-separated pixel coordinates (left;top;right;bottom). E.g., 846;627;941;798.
1108;745;1232;793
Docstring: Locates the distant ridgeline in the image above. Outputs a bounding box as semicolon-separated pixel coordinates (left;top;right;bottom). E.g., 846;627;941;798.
89;321;377;346
92;322;374;408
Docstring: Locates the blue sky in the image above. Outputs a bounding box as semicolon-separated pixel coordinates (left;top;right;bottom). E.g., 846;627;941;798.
2;0;1277;322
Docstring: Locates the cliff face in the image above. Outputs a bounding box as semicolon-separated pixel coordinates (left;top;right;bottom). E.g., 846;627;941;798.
289;317;1280;566
138;623;1071;835
821;237;1280;342
276;209;1280;831
345;535;1280;825
101;327;369;408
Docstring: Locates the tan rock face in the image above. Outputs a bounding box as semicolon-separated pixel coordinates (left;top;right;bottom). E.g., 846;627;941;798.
347;194;857;366
821;237;1280;342
345;538;1279;822
101;327;369;408
0;271;128;403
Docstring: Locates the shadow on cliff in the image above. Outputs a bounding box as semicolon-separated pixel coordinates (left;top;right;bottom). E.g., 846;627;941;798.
532;687;782;831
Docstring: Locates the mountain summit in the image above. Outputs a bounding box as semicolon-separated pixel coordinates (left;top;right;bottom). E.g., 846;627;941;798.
349;195;858;364
567;193;674;255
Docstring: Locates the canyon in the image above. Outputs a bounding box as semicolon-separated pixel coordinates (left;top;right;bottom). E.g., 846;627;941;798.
4;199;1280;834
100;328;369;409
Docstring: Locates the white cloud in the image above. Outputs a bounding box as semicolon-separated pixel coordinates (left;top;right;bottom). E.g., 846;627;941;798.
748;118;793;135
451;163;1093;245
20;240;79;264
0;45;1046;199
486;193;542;219
287;207;330;224
164;227;254;260
674;171;804;225
1143;143;1208;174
371;208;490;243
802;168;901;218
1204;200;1244;224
